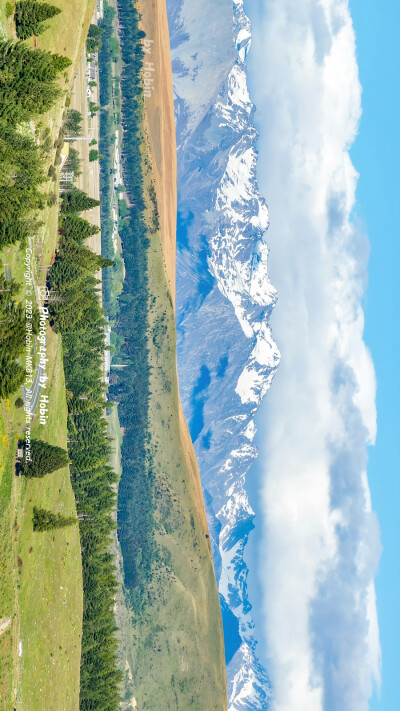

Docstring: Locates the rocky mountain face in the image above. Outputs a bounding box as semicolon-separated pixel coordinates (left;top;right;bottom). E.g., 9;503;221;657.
166;0;280;706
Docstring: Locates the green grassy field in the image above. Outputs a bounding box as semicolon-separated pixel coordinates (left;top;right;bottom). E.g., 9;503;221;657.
15;328;83;711
0;2;96;709
117;146;227;711
0;444;16;708
0;3;14;40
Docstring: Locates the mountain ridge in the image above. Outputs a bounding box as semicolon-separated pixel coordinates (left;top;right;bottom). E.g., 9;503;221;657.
166;0;280;706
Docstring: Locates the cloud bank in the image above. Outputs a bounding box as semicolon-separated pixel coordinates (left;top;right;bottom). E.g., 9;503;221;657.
246;0;381;708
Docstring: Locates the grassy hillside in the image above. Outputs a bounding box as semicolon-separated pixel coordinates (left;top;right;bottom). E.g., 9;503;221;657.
114;137;227;711
109;0;227;706
15;337;83;710
123;151;227;710
139;0;227;701
0;2;96;709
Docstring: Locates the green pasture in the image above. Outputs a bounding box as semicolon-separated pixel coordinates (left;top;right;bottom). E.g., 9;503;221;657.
0;2;96;709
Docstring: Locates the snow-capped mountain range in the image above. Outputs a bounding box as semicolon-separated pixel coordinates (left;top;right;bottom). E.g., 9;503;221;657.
166;0;280;706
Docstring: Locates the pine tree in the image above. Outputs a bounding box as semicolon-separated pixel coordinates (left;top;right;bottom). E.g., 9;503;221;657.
61;188;101;214
0;41;72;125
58;239;114;271
14;1;61;40
32;506;77;531
63;147;81;175
64;109;83;135
0;354;25;399
20;439;70;478
59;215;100;243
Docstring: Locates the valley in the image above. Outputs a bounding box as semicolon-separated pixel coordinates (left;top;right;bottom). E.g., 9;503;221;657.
0;1;228;709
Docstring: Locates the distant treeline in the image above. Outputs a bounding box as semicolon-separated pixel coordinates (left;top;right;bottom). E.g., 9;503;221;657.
47;191;122;711
98;1;117;315
108;0;157;612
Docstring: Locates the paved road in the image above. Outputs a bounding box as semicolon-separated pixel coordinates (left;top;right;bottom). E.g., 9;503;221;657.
21;361;43;417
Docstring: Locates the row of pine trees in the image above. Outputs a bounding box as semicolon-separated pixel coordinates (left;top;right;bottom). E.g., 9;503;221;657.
46;187;123;710
0;5;127;709
0;21;71;397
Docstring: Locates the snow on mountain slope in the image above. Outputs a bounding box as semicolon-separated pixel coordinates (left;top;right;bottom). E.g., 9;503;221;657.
166;0;279;706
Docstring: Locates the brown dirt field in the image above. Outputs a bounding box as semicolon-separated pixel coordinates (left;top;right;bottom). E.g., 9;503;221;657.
140;0;178;304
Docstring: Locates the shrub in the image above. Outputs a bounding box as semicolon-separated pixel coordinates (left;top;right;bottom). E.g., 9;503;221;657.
86;23;104;53
89;149;99;162
88;101;100;115
64;109;83;135
54;136;64;150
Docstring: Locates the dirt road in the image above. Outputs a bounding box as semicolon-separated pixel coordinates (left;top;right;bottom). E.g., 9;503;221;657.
0;617;11;638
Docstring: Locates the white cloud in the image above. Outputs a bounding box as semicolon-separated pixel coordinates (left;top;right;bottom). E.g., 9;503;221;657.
246;0;381;708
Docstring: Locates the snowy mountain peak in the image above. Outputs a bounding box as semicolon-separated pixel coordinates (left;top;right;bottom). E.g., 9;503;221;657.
167;0;279;707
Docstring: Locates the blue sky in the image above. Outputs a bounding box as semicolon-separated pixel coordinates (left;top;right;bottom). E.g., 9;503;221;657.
349;0;400;708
